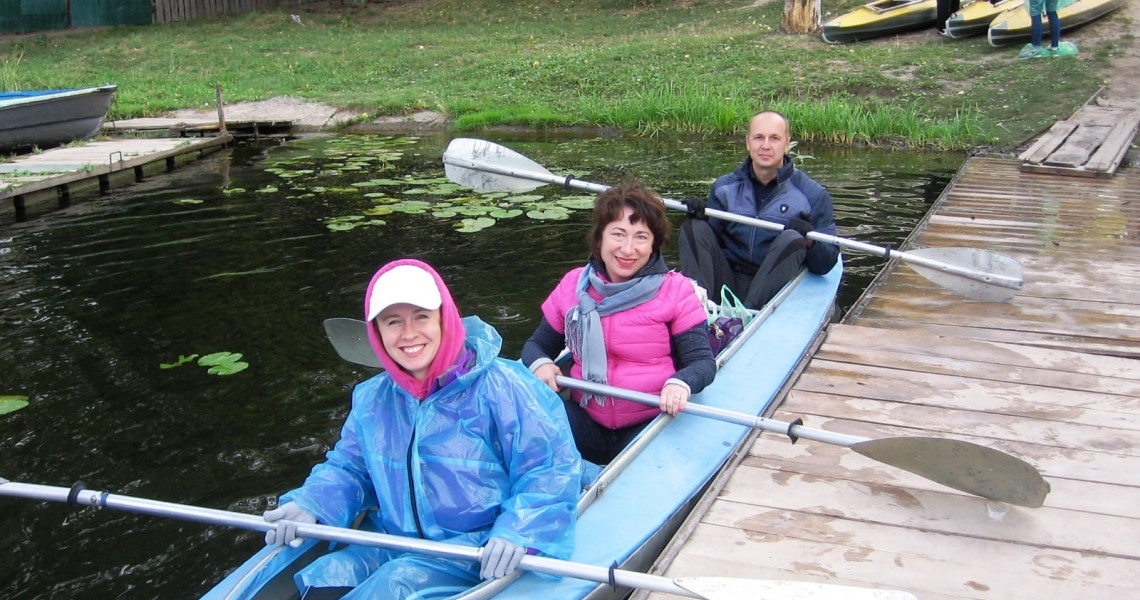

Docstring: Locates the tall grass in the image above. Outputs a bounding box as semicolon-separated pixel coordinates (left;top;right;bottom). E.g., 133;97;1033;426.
0;0;1118;149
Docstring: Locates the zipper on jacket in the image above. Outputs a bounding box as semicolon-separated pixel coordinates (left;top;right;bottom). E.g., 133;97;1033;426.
406;428;426;538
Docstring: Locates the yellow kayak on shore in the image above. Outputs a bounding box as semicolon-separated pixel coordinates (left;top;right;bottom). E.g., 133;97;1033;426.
987;0;1124;45
822;0;938;43
943;0;1023;38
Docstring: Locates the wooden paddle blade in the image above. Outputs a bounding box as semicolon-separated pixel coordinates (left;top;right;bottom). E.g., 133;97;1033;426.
323;318;382;369
442;137;551;192
852;437;1049;508
675;577;917;600
902;247;1024;302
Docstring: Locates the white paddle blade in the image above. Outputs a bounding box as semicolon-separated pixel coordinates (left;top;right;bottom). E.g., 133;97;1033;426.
323;318;382;369
675;577;917;600
852;437;1050;508
903;247;1024;302
443;137;550;192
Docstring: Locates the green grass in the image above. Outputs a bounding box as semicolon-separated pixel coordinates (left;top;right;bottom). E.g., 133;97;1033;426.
0;0;1128;150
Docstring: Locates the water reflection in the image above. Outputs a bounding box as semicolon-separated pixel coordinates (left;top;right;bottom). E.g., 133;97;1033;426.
0;132;960;599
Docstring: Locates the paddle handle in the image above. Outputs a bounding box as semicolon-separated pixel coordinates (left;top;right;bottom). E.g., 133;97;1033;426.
555;377;867;447
444;151;1019;292
657;199;1022;291
0;479;702;598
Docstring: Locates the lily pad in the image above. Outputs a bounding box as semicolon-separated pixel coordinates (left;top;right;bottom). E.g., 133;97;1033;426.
173;198;204;205
455;217;496;233
0;395;30;415
198;352;249;376
557;195;597;210
505;194;546;204
489;209;523;219
527;208;571;220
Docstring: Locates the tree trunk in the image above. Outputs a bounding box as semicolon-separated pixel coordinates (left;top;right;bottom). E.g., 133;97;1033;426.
782;0;822;34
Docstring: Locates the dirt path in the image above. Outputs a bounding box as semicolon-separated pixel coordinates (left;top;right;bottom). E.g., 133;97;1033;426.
1082;0;1140;100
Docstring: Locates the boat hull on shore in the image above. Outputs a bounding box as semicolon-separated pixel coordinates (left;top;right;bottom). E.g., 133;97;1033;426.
0;85;117;152
822;0;938;43
944;0;1023;38
987;0;1124;45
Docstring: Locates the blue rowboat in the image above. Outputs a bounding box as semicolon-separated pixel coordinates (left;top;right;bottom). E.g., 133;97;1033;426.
0;85;117;152
198;260;843;600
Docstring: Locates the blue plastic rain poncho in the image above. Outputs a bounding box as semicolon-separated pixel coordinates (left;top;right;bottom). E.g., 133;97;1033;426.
279;259;583;599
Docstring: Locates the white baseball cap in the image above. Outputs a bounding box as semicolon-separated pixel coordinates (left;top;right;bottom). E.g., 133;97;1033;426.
366;264;442;321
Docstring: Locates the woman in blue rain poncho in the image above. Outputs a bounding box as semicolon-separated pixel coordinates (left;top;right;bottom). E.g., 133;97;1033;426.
263;258;583;600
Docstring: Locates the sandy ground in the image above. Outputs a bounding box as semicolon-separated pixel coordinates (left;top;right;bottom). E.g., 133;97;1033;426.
168;2;1139;133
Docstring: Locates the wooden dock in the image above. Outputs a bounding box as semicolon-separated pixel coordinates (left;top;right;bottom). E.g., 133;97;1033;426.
1019;93;1140;178
638;156;1140;600
1;136;231;223
102;117;294;139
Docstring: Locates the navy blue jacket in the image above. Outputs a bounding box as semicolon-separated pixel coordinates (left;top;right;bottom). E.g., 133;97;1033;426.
708;156;840;277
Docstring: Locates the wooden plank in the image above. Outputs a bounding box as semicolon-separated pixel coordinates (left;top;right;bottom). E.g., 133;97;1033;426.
813;336;1140;395
713;461;1140;558
1083;116;1140;174
1019;121;1077;163
799;361;1140;427
822;324;1140;380
647;518;1140;600
743;450;1140;517
851;299;1140;347
842;317;1140;359
752;411;1140;487
1043;125;1111;167
786;389;1140;457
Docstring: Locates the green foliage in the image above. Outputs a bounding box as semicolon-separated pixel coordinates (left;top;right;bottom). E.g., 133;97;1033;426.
197;352;249;376
160;351;248;375
0;0;1117;149
0;395;29;415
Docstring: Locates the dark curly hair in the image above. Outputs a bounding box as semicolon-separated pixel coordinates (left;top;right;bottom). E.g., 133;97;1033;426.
587;182;670;258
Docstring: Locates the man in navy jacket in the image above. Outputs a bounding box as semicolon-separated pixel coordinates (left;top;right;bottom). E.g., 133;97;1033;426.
679;110;839;309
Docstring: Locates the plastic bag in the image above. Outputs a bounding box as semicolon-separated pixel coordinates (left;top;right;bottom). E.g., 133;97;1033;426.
708;315;744;356
719;285;753;326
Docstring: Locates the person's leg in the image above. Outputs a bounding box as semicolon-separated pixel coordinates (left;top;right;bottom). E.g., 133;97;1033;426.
1019;0;1048;58
609;420;653;460
1047;5;1061;48
344;553;478;600
936;0;952;33
678;219;735;304
742;230;806;309
301;588;353;600
561;397;612;465
295;546;395;598
1030;14;1044;47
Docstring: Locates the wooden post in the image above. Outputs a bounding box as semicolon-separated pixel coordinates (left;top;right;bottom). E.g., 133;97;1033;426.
216;85;227;133
783;0;822;33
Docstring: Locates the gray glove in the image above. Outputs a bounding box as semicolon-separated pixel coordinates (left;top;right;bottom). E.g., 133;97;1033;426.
480;536;526;579
263;501;317;548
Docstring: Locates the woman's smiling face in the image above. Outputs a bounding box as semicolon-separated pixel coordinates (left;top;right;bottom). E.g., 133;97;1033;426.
374;303;441;381
599;206;654;283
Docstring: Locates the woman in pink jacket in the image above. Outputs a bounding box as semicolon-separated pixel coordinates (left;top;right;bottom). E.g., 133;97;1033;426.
521;182;716;465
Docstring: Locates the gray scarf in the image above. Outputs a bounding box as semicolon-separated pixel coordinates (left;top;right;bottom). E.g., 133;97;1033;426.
565;256;666;406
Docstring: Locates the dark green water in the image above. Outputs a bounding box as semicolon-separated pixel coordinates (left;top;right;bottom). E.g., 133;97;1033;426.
0;132;959;599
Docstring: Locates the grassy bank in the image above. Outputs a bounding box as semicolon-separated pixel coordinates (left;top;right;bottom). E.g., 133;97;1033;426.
1;0;1131;149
